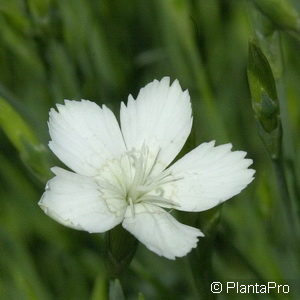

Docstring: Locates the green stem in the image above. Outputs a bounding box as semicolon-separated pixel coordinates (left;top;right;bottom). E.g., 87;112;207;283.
286;158;300;217
187;243;216;300
184;209;221;300
272;157;298;234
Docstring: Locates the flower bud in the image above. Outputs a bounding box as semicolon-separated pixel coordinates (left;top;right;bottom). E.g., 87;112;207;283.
247;42;282;159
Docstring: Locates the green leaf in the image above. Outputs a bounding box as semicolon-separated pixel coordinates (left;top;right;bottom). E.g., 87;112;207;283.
252;0;300;34
137;292;146;300
20;138;52;183
0;97;38;150
26;0;52;19
90;275;107;300
0;97;51;182
109;279;125;300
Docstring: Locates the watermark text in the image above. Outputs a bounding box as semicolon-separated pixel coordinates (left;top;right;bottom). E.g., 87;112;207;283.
210;281;290;294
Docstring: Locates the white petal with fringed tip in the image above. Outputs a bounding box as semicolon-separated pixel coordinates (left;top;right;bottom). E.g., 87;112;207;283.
122;203;204;259
120;77;192;175
162;141;255;212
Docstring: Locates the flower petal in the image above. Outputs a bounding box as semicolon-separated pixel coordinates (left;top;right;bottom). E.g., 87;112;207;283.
120;77;192;174
122;203;203;259
39;167;126;233
164;141;255;212
48;100;126;176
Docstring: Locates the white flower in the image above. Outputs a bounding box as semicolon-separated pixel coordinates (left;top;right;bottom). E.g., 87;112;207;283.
39;77;255;259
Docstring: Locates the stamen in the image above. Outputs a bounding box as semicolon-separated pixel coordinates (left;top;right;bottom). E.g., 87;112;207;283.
141;195;180;207
138;173;182;195
145;148;161;178
96;145;182;211
128;197;135;217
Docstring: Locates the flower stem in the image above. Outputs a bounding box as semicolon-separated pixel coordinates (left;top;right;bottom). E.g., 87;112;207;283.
183;209;221;299
272;156;298;233
187;241;217;300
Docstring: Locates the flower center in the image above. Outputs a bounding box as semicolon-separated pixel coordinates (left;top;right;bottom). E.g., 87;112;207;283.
95;145;180;215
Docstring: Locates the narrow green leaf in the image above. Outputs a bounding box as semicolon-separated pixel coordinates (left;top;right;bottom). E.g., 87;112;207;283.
0;97;51;182
0;97;38;150
137;292;146;300
109;279;125;300
20;139;52;183
90;275;107;300
252;0;300;34
26;0;52;19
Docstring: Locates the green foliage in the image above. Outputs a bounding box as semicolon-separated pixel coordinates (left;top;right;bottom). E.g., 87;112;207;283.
0;0;300;299
109;279;125;300
252;0;300;34
0;97;51;182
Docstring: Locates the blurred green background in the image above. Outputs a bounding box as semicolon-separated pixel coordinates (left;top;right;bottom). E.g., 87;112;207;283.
0;0;300;299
